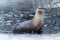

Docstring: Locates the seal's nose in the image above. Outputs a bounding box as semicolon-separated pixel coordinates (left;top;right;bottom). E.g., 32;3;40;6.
39;8;41;9
38;8;44;9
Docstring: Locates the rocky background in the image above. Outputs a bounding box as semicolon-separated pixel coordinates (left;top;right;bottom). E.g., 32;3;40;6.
0;0;60;34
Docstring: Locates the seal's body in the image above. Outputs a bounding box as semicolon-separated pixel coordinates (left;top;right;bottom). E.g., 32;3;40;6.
13;8;45;34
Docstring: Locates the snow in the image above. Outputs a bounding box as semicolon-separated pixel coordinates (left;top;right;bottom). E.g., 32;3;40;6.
0;33;60;40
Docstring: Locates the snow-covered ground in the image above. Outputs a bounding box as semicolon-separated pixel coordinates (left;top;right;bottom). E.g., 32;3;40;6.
0;33;60;40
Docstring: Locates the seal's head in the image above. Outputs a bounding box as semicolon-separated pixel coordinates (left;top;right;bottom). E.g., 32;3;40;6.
36;8;45;15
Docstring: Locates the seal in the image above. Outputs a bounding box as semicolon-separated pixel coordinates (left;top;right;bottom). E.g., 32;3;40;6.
13;8;45;34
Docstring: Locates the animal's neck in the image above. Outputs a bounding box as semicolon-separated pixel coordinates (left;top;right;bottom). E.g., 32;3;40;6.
33;13;44;31
34;13;44;25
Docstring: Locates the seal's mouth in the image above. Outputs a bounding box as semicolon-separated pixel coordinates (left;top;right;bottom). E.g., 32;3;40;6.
37;10;44;14
38;11;43;13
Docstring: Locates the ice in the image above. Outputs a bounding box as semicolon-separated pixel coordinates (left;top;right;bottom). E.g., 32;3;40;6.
0;33;60;40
